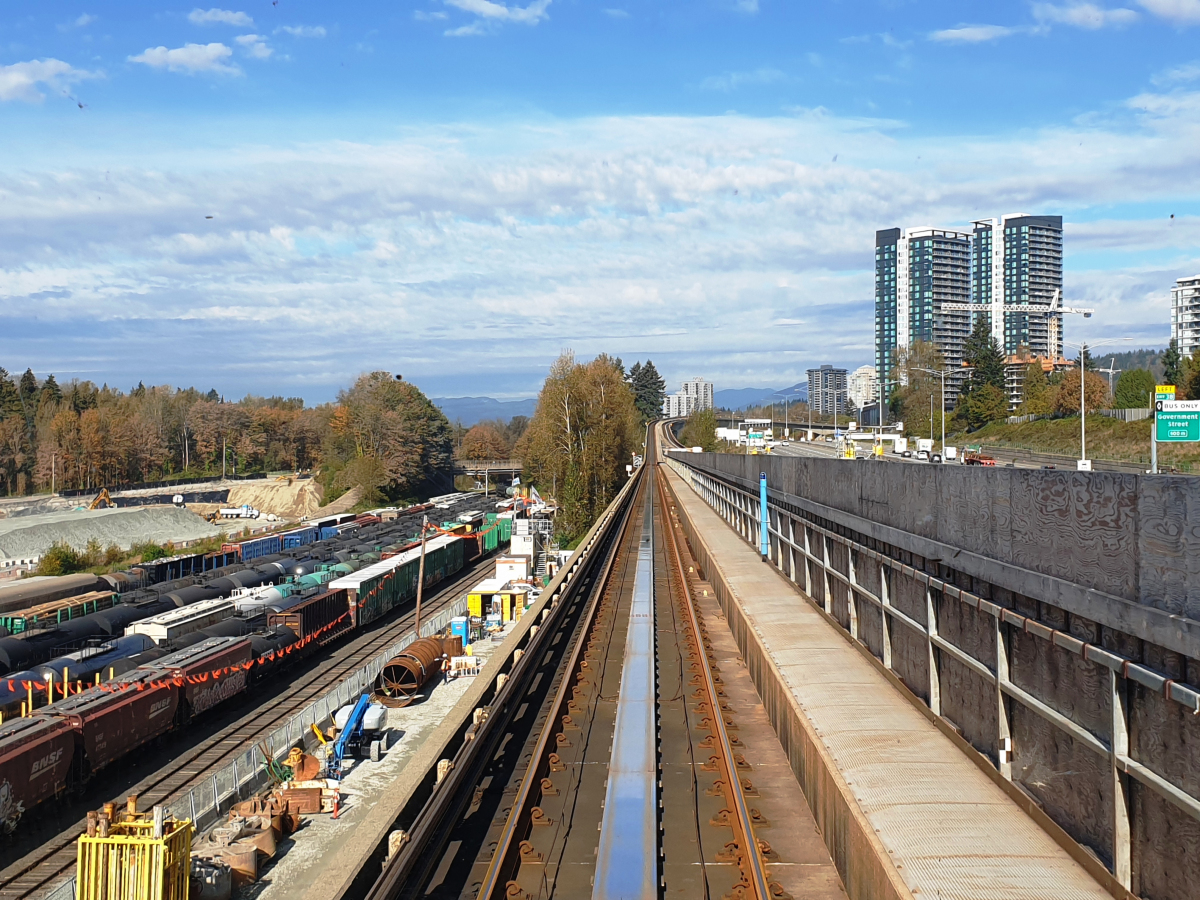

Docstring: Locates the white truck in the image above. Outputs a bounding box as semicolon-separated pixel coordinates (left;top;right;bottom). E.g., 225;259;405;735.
916;439;934;460
219;504;260;519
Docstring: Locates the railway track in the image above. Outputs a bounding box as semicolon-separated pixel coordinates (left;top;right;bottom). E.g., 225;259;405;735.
358;427;830;900
0;560;488;900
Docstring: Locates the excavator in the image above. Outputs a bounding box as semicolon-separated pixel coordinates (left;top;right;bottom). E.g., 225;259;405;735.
88;488;115;510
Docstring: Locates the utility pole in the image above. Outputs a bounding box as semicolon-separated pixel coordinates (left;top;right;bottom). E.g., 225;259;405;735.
222;437;226;479
414;515;429;636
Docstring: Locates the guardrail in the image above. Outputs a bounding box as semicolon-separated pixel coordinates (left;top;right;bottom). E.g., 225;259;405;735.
44;597;469;900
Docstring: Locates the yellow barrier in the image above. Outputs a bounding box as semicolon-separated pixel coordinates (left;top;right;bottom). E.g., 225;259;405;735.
77;816;193;900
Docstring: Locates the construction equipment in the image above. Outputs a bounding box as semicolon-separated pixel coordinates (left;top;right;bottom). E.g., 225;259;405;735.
942;289;1093;357
326;694;387;778
76;797;192;900
88;489;114;511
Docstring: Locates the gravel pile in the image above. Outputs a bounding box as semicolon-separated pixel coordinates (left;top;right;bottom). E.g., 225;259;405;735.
0;506;220;562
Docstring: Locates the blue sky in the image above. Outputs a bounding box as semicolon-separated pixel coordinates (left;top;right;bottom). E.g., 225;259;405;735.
2;1;1200;402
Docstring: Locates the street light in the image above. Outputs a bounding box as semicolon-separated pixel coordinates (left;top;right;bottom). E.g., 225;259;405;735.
915;366;968;457
773;389;803;439
1063;338;1132;470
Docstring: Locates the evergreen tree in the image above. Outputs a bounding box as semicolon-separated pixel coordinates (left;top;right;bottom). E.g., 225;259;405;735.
1018;363;1053;416
0;369;20;419
961;318;1006;391
18;369;37;402
40;374;62;405
629;359;666;421
1162;339;1183;388
1113;369;1155;409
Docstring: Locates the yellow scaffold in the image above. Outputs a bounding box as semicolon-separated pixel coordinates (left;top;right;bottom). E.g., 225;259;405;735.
77;804;193;900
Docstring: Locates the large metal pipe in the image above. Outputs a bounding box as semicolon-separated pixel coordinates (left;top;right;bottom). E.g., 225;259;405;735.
376;637;446;703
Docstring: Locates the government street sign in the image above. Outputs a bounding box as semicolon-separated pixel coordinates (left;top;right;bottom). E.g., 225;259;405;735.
1156;399;1200;442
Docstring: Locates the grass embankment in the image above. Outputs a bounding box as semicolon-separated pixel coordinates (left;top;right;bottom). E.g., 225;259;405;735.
965;416;1200;472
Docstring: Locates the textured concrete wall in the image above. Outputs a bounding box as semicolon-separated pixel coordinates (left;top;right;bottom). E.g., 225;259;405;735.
690;453;1200;657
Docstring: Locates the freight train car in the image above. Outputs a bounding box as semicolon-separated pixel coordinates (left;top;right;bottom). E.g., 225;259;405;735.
280;525;318;550
267;589;353;646
221;534;283;562
0;717;75;833
328;533;463;629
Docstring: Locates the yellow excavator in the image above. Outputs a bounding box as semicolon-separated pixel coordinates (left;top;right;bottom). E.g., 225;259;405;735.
88;488;115;510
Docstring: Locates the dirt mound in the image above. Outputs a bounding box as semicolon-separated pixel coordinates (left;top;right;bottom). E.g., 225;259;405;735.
310;486;362;518
227;479;325;519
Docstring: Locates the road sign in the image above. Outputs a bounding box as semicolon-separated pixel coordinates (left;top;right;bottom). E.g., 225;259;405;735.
1156;399;1200;442
1156;385;1176;402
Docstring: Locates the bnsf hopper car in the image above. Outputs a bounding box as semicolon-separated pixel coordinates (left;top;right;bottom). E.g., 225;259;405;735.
0;717;75;833
152;637;253;718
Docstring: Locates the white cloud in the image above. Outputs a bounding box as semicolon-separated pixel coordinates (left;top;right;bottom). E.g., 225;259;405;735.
188;8;253;27
445;0;551;24
0;58;96;102
1033;2;1138;27
929;24;1021;42
603;8;629;17
735;0;760;12
446;22;487;36
235;34;272;59
275;25;327;37
128;43;240;75
1153;60;1200;83
72;13;96;27
1138;0;1200;22
3;88;1198;397
414;10;449;20
700;68;785;92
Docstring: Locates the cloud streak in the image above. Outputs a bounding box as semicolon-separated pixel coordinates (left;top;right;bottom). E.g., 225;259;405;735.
188;8;253;27
0;58;97;102
129;43;240;74
929;24;1022;42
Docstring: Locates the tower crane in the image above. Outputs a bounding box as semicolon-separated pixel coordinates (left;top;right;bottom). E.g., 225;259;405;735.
940;289;1094;357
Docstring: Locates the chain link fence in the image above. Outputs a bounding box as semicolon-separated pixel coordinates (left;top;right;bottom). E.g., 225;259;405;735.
44;597;468;900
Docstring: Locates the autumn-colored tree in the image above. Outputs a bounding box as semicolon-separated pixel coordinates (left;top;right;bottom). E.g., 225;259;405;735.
1018;364;1053;416
680;407;718;451
889;341;947;441
325;372;453;502
1053;368;1112;416
460;424;511;460
518;352;642;541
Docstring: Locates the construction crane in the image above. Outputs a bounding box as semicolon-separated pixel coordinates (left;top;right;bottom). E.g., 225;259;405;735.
1097;357;1122;395
941;289;1094;357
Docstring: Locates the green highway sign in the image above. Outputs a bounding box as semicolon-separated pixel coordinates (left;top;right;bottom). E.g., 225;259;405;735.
1156;385;1176;403
1156;400;1200;442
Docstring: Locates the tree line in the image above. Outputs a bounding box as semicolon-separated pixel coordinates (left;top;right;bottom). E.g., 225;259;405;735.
0;366;454;506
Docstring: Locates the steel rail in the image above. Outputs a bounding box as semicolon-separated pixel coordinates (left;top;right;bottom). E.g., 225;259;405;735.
656;453;772;900
471;474;644;897
365;463;646;900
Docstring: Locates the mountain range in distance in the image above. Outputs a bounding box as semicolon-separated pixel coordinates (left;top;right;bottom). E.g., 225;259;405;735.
435;383;808;426
433;396;538;427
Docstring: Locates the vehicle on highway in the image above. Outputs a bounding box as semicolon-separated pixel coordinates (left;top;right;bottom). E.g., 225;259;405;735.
917;450;929;461
902;449;913;458
931;453;943;463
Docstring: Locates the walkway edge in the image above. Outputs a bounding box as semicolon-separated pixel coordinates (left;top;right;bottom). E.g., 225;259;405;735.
660;465;914;900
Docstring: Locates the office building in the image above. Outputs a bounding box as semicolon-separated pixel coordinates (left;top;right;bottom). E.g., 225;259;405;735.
847;365;877;410
807;365;848;417
874;226;972;393
1171;275;1200;358
970;214;1064;358
662;377;714;418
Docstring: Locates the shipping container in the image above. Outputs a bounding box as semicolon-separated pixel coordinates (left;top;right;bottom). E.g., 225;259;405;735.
44;672;179;775
0;717;75;831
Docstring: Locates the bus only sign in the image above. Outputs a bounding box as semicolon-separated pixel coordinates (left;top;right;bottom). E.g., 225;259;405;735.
1156;400;1200;442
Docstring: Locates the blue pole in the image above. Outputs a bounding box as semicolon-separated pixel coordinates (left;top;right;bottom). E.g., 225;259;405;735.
759;472;769;559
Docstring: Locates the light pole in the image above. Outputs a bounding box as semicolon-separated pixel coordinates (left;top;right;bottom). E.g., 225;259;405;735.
773;390;803;439
1063;338;1131;470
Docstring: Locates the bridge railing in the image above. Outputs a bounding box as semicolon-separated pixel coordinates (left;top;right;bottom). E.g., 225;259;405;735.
666;451;1200;899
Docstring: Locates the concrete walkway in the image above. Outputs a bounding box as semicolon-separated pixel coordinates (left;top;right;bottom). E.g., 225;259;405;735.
661;463;1118;900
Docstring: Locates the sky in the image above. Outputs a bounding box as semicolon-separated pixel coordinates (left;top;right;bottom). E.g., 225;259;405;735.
2;1;1200;403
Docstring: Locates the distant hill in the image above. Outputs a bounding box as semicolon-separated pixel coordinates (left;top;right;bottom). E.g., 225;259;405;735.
433;396;537;427
1093;348;1165;383
715;382;807;412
